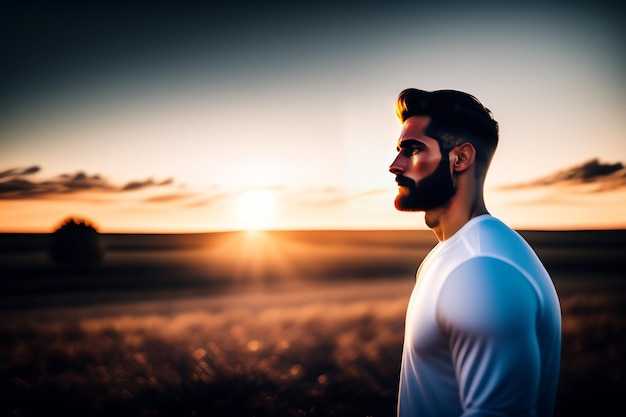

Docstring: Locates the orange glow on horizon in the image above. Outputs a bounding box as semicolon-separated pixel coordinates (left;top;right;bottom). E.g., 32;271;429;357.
1;183;626;233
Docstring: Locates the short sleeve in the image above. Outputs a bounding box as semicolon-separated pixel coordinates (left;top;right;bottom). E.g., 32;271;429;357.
436;257;541;417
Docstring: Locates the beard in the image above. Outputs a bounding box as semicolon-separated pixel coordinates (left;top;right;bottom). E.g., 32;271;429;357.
394;155;456;212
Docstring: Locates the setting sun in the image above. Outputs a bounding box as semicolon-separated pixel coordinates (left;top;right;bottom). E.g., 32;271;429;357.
234;189;277;230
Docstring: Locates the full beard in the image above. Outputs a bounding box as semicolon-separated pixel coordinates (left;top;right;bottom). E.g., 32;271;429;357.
394;155;456;212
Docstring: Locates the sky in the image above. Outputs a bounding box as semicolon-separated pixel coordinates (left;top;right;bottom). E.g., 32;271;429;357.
1;0;625;233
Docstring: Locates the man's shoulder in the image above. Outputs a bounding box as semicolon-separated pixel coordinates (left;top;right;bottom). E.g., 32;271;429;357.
436;256;540;333
465;215;521;241
458;215;536;260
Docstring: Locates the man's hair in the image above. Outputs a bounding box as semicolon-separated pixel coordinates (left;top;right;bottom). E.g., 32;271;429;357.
396;88;499;174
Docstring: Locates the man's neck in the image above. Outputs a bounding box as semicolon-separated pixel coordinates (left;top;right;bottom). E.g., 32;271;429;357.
425;196;488;242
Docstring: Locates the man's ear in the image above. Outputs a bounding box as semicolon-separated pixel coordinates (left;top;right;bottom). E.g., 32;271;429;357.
451;142;475;173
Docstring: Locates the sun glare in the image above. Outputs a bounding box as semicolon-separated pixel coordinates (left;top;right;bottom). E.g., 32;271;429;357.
235;189;277;230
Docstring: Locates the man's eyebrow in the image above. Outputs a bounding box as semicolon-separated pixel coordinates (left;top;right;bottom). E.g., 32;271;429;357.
396;138;425;152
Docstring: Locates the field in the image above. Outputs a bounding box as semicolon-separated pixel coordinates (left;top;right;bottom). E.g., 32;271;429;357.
1;229;625;416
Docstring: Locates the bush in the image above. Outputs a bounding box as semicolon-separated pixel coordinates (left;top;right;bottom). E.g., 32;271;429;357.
49;217;104;267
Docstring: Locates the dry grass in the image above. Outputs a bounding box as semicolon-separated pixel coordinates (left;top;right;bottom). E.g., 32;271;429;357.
1;295;408;417
1;288;625;417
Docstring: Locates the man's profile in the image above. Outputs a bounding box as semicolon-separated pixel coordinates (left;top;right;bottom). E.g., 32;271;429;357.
389;89;561;417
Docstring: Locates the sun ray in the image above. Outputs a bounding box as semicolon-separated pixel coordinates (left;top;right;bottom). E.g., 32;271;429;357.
213;231;300;284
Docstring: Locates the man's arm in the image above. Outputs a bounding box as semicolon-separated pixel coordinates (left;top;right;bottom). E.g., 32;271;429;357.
436;257;541;417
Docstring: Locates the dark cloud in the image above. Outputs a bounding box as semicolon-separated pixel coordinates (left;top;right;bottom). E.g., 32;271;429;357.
122;178;173;192
0;165;41;179
501;159;626;192
0;179;41;197
58;171;112;191
0;167;175;199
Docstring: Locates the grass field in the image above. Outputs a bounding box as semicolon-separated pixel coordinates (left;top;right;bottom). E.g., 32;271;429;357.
1;230;625;416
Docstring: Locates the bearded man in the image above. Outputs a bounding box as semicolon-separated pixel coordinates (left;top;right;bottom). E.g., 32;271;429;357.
389;89;561;417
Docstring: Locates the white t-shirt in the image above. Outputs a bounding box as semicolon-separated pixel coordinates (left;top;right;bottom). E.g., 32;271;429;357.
398;215;561;417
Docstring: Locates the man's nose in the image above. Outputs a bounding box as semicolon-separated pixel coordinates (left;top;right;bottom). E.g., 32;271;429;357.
389;155;404;175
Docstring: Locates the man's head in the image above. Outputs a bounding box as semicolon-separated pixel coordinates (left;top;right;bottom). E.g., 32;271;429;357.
390;89;499;212
396;88;499;174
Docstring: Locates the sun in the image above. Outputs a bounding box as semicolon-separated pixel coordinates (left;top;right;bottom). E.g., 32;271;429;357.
234;189;277;230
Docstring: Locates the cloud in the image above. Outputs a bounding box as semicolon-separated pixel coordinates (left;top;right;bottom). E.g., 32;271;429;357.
143;193;196;203
122;178;173;191
58;171;113;191
0;167;176;199
0;172;113;199
500;159;626;192
0;165;40;179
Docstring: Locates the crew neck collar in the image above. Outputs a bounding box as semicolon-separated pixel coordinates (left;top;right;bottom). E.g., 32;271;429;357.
439;213;493;246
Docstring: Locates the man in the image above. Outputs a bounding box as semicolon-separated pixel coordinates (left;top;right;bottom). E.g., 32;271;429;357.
389;88;561;417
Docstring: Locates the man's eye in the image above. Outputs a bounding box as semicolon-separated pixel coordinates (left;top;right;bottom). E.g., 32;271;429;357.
403;147;421;156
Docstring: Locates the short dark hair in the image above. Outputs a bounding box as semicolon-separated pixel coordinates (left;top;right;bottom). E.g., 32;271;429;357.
396;88;499;172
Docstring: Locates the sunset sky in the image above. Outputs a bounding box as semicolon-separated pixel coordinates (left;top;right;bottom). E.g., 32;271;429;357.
1;1;625;233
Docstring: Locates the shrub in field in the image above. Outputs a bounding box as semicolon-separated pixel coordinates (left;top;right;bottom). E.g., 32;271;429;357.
49;217;104;267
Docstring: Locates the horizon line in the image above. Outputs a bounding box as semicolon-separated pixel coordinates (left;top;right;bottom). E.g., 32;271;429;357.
2;225;626;235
